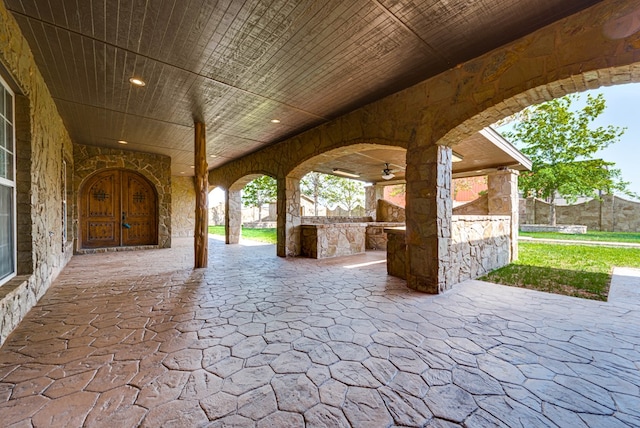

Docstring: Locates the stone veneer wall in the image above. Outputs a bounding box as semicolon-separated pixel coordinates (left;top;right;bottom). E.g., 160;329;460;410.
453;194;489;215
365;222;405;250
73;144;172;249
0;2;74;344
385;216;510;287
172;176;196;237
445;216;511;286
300;224;366;259
377;199;405;222
520;196;640;232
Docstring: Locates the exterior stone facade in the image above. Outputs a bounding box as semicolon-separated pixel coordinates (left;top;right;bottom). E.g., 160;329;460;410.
521;195;640;232
73;144;172;249
172;176;196;237
0;2;74;344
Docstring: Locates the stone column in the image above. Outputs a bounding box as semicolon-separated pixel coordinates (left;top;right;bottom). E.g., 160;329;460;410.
225;190;241;244
365;184;384;221
405;144;452;294
365;185;377;220
488;168;520;261
277;176;301;257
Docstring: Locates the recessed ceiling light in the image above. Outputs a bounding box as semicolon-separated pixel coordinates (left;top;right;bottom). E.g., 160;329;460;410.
117;140;128;145
180;171;185;174
270;119;280;123
210;154;217;158
129;77;146;86
190;165;195;168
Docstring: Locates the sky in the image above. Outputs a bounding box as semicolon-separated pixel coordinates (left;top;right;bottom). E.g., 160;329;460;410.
496;82;640;202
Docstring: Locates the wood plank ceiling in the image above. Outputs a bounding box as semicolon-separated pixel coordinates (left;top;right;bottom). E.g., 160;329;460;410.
5;0;597;177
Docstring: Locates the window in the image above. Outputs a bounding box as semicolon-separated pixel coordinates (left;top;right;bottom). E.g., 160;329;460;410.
0;76;15;285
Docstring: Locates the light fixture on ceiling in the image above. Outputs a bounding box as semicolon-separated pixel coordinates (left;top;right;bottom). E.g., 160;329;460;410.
452;151;463;162
381;163;395;180
129;77;146;86
333;168;360;178
270;119;280;123
117;140;128;145
210;154;217;158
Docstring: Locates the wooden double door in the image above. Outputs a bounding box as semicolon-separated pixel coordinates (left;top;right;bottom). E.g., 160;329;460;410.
80;169;158;249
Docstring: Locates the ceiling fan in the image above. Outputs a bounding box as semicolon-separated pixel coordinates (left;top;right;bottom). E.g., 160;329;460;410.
381;163;402;180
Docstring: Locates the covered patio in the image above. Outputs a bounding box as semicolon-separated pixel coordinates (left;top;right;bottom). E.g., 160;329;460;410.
1;0;640;425
1;237;639;426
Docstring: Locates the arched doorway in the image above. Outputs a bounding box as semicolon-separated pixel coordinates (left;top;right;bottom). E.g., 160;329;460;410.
79;169;158;249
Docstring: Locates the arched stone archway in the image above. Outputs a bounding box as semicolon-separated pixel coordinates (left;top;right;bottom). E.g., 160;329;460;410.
78;168;158;249
226;173;277;246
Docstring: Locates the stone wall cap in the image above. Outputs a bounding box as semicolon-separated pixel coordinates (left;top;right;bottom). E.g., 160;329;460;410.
384;227;406;234
452;215;510;221
0;276;30;300
301;223;368;228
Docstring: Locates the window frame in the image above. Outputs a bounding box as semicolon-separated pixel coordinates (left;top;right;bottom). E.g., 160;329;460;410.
0;74;16;286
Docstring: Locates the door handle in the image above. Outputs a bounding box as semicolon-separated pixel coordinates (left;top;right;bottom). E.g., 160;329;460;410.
122;212;131;228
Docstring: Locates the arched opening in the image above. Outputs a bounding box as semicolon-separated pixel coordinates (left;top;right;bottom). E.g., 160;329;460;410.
225;174;278;247
208;186;225;227
78;168;158;249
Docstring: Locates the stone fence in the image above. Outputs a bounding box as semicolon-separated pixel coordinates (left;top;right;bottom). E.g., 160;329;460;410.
520;195;640;232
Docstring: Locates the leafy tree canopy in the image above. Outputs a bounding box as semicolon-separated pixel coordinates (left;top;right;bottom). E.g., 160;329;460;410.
503;93;633;209
242;175;276;209
300;172;365;216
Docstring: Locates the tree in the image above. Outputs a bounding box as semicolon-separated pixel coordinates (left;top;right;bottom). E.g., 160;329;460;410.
300;172;332;216
324;176;365;216
242;175;276;221
300;172;366;217
503;93;633;225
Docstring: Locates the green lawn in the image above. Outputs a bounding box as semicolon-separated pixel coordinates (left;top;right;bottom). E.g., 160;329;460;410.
208;225;277;244
520;230;640;243
482;242;640;301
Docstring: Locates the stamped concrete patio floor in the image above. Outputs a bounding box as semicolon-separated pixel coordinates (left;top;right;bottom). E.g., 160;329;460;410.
1;238;640;427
